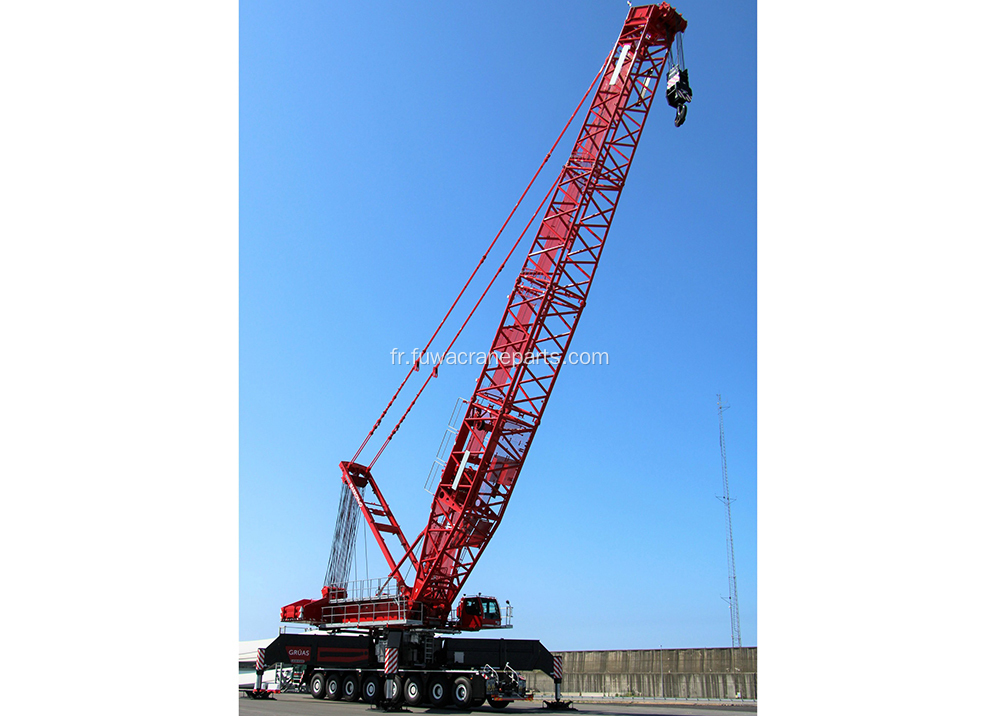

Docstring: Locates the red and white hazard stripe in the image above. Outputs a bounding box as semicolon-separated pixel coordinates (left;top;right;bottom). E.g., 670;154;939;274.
384;647;398;674
553;655;563;681
256;648;266;672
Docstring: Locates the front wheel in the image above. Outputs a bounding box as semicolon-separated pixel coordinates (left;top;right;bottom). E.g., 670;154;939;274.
452;676;474;708
309;672;326;700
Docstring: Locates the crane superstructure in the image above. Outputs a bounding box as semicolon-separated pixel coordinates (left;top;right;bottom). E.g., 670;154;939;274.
281;2;688;635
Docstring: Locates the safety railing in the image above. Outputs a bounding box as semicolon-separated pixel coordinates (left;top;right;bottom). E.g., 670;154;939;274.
322;598;411;626
327;577;402;602
321;578;425;627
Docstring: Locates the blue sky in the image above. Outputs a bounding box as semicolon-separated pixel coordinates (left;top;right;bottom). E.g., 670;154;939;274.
240;0;757;649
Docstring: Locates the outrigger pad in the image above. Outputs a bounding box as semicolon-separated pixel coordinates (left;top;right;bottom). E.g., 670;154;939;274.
241;689;276;700
543;700;576;710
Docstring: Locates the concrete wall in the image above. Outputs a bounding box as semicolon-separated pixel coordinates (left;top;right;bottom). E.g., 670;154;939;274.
524;647;756;701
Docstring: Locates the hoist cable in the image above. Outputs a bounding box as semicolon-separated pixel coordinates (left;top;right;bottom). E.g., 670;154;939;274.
350;58;609;466
368;168;563;468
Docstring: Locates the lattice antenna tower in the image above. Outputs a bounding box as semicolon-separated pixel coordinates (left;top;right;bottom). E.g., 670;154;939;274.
717;394;742;648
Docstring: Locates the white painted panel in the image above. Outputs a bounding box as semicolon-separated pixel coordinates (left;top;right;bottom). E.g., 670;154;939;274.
610;44;630;86
452;450;471;490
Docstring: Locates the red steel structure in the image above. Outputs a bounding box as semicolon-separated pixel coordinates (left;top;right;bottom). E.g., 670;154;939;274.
283;2;687;631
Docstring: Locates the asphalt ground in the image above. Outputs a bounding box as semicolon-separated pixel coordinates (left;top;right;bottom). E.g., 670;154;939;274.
238;693;757;716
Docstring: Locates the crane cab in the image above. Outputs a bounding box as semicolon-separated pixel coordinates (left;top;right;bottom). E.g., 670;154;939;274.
457;595;502;630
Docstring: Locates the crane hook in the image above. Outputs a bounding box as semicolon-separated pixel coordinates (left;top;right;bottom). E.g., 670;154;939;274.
664;65;692;127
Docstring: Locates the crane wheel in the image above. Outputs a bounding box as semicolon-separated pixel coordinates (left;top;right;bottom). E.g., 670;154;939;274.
428;676;450;707
488;697;511;709
324;673;341;700
384;675;403;705
403;676;424;706
309;672;326;700
342;673;360;701
452;676;474;708
361;673;382;704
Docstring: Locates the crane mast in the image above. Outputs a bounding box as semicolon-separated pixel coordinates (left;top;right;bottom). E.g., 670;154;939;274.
282;2;688;632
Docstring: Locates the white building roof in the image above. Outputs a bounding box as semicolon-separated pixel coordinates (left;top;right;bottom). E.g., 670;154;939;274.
238;637;276;663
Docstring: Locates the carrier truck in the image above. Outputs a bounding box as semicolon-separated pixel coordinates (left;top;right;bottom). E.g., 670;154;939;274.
259;630;554;708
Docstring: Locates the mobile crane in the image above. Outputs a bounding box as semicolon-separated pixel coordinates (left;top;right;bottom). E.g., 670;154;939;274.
255;3;691;708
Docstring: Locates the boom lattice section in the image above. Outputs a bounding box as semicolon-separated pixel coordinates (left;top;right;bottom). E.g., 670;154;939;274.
410;4;687;622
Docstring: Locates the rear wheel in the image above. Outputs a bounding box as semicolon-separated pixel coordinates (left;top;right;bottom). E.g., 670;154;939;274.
428;676;450;707
452;676;474;708
471;696;486;708
309;672;326;700
488;697;511;709
403;676;424;706
361;673;382;704
324;673;340;700
342;673;359;701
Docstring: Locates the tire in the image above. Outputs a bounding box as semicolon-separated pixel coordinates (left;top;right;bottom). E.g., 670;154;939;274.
403;676;423;706
385;675;403;705
342;673;360;702
452;676;474;708
309;672;326;700
471;696;486;708
488;697;511;709
325;673;340;700
428;676;450;707
361;673;382;704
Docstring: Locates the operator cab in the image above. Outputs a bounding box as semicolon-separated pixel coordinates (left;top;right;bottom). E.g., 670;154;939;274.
457;594;502;630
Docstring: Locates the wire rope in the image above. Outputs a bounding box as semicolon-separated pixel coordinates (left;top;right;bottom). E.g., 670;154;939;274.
350;57;609;466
